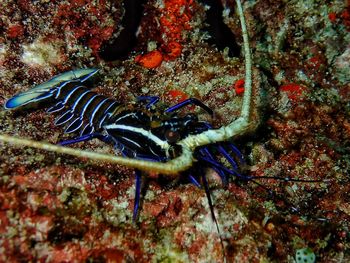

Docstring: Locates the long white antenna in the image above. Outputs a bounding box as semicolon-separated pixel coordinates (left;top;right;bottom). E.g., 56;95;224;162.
235;0;252;120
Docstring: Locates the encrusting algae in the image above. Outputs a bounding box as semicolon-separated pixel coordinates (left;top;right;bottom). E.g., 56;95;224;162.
0;0;349;262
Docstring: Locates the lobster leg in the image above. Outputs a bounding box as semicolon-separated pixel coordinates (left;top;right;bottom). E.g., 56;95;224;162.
227;143;245;164
199;156;251;181
133;170;142;222
201;170;226;258
217;145;239;170
165;98;213;116
58;133;109;146
137;96;160;109
199;147;229;185
130;154;164;221
201;173;216;221
188;174;201;188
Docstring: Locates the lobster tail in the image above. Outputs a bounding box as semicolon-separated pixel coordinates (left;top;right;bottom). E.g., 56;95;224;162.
4;68;98;110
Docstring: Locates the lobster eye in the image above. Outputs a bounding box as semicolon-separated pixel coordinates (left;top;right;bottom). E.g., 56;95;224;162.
165;129;180;143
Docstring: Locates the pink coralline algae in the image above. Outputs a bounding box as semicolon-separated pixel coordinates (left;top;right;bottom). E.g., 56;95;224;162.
0;0;350;262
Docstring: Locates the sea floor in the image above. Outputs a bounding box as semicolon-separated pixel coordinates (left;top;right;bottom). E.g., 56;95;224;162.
0;0;349;262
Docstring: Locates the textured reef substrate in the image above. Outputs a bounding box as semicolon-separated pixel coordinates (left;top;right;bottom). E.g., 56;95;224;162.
0;0;349;262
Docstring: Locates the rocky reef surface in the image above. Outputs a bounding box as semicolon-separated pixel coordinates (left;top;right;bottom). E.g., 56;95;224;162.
0;0;349;262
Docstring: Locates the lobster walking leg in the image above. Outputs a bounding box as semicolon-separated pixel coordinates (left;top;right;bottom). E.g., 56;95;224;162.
199;147;229;185
58;133;110;146
137;96;160;108
165;98;213;115
188;174;201;188
133;170;142;222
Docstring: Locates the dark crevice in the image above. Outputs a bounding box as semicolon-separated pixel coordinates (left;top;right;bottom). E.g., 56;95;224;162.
200;0;240;57
99;0;240;61
99;0;147;61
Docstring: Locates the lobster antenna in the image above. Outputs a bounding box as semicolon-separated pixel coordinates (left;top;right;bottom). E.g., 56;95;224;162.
250;175;329;183
0;134;193;175
178;0;253;147
235;0;252;121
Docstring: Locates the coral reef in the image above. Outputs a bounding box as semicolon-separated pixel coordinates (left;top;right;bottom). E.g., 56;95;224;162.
0;0;349;262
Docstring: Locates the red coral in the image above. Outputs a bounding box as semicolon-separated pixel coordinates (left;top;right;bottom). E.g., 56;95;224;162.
6;24;24;39
158;0;195;60
340;1;350;30
234;79;245;96
134;0;194;67
90;248;126;262
163;41;183;61
328;12;337;23
135;50;163;68
167;89;189;103
279;83;307;102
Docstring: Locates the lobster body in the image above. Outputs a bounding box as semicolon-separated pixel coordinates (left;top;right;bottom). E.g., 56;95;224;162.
4;68;246;221
4;69;211;162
